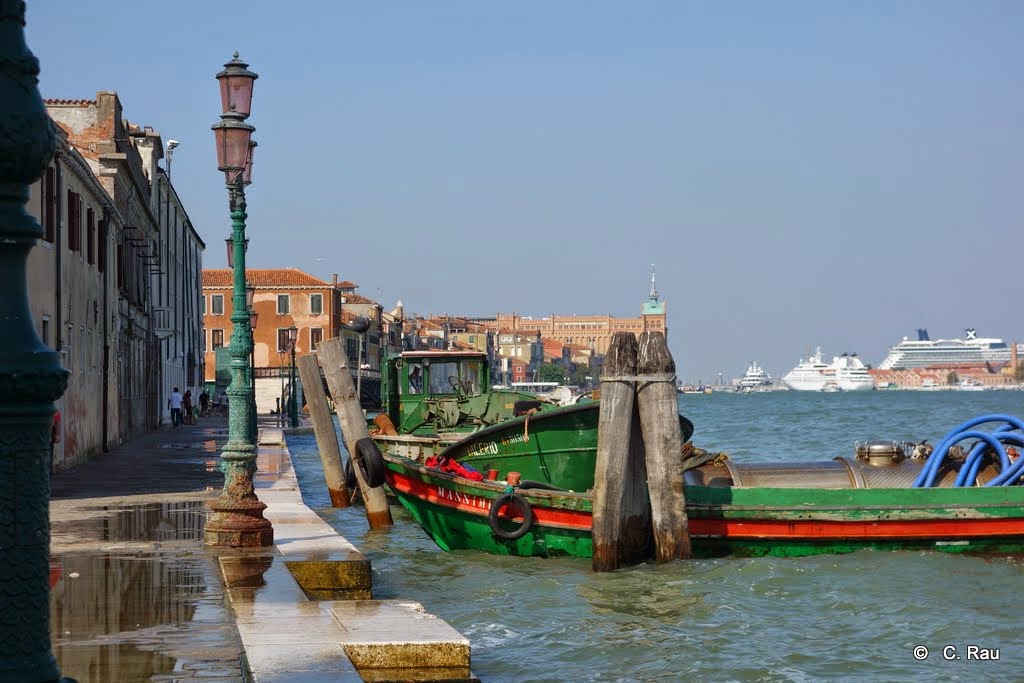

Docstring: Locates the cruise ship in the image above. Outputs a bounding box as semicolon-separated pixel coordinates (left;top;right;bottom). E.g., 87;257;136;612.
738;361;772;390
878;329;1019;370
781;348;875;392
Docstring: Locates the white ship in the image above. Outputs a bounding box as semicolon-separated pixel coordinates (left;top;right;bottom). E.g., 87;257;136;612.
782;348;875;392
828;352;875;391
878;329;1019;370
738;361;772;390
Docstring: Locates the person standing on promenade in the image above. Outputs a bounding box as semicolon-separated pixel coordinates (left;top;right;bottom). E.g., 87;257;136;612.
169;386;183;427
199;389;210;416
183;389;194;425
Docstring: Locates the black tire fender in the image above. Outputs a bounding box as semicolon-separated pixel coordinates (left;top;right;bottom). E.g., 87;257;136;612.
353;437;386;488
488;492;534;541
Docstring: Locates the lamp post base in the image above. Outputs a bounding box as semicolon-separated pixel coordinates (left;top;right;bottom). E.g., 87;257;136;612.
205;501;274;547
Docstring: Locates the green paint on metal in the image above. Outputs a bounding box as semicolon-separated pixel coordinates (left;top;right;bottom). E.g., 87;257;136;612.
204;147;272;547
0;2;75;679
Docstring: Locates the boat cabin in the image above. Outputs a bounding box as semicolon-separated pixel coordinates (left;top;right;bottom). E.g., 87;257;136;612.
380;350;553;435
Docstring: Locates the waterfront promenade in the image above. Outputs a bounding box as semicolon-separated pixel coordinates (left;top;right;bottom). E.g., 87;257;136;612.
49;416;472;682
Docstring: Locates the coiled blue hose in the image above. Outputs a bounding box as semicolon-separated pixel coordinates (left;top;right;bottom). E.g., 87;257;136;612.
911;414;1024;488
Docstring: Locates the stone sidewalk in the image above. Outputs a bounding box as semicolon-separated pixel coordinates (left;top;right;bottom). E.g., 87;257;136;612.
50;417;248;682
49;416;475;682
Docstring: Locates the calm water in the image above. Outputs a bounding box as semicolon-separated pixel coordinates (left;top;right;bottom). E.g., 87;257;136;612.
287;390;1024;682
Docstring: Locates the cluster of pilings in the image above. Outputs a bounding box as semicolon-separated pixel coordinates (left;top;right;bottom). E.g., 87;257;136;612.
298;337;393;528
592;331;690;572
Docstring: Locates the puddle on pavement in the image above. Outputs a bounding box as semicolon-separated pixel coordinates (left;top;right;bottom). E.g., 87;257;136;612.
54;501;207;544
52;553;244;682
160;440;221;454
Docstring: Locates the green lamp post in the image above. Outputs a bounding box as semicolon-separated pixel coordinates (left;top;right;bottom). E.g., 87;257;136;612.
286;325;298;428
204;52;272;547
0;3;75;680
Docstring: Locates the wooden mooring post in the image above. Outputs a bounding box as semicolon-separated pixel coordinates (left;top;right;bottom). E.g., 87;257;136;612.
316;337;393;528
637;331;691;561
296;354;351;508
592;332;653;572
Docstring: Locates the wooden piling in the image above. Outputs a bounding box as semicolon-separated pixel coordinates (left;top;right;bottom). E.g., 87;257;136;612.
316;337;393;528
296;354;351;508
592;332;652;572
636;331;691;561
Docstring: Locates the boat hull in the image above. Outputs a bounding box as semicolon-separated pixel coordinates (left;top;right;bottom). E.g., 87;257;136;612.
384;457;1024;559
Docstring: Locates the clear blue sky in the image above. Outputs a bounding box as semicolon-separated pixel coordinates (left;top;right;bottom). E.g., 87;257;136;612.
27;1;1024;383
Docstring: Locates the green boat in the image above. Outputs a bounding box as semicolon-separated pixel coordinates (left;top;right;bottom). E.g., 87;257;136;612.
375;350;572;437
382;415;1024;559
370;350;576;460
370;350;692;491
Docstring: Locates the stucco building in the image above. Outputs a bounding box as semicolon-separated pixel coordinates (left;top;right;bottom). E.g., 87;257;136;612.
27;128;121;470
46;92;206;436
26;92;206;469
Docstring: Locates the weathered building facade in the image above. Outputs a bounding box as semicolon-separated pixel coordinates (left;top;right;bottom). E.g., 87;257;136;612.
27;127;122;469
132;128;206;421
48;93;163;439
26;92;206;469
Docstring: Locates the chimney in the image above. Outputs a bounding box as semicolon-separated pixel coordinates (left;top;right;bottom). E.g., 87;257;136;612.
332;273;338;288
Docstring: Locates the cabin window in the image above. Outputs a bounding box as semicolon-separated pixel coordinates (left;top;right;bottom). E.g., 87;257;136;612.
407;363;423;394
427;361;481;395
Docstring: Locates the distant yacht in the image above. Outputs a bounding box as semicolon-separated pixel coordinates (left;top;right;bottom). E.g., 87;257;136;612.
738;362;772;390
879;328;1020;369
782;348;874;392
781;348;830;391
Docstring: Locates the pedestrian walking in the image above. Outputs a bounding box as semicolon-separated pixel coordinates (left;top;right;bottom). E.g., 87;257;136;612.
199;390;210;416
168;386;183;427
183;389;194;425
50;408;61;473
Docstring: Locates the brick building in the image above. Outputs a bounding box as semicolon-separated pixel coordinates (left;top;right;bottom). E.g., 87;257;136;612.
202;269;386;410
469;271;667;356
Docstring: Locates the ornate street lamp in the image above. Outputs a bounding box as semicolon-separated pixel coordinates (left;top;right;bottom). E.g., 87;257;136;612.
204;52;272;548
225;236;248;268
0;5;74;681
287;325;298;428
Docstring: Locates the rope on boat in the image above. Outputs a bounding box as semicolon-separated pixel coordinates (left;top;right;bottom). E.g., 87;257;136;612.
912;414;1024;487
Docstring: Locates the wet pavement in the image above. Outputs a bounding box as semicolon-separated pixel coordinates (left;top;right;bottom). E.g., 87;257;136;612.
50;418;247;682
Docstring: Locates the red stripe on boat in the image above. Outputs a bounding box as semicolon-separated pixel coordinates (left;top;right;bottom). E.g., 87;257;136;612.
388;471;592;530
388;471;1024;541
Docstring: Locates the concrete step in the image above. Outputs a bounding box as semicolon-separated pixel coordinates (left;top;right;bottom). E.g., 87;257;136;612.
221;437;473;682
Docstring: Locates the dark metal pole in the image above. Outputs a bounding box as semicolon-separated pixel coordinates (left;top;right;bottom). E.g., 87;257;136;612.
250;345;257;442
289;344;298;427
0;3;74;680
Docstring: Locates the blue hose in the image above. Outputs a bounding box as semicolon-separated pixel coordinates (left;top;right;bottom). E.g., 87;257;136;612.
953;425;1018;487
911;414;1024;488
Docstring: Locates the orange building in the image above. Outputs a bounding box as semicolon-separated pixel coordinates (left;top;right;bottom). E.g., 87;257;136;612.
202;268;342;380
